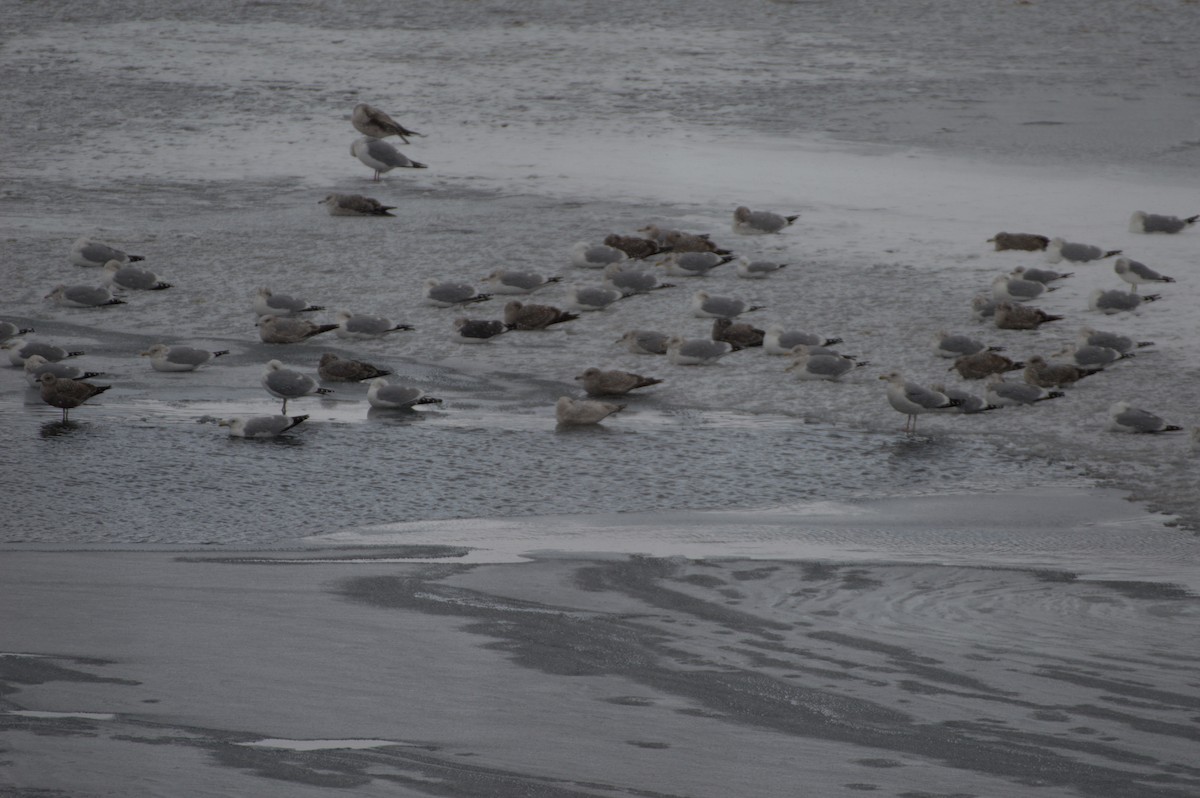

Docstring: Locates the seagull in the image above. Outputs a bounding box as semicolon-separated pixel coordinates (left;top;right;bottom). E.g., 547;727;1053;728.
556;396;624;425
1010;266;1072;285
351;103;423;143
1077;326;1153;354
253;288;325;317
319;193;396;217
994;301;1063;330
603;263;674;294
735;258;788;279
987;232;1049;252
220;414;310;438
23;355;102;386
1128;210;1198;235
366;378;443;410
1054;343;1132;371
482;269;562;295
262;360;333;413
503;301;579;330
732;206;797;235
1022;355;1097;389
0;320;34;343
140;344;229;372
422;278;492;307
36;373;111;422
69;237;144;267
257;315;339;344
3;339;84;366
616;329;671;355
317;353;392;382
691;290;764;318
351;137;427;181
603;233;668;260
1114;258;1175;292
992;273;1052;303
658;251;734;277
1107;401;1183;433
787;346;864;381
575;367;662;396
1089;289;1161;315
880;371;959;434
571;241;629;269
711;317;765;350
665;336;734;366
951;351;1024;380
335;310;415;339
983;375;1065;407
971;294;998;322
453;317;509;343
930;384;998;414
763;325;843;356
45;284;125;308
932;331;1003;359
103;260;171;291
638;225;729;254
1045;237;1120;264
569;285;626;312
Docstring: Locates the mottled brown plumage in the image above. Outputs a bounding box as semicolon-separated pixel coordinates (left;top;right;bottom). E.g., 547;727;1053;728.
37;373;111;421
317;353;392;382
994;301;1063;331
987;232;1050;251
711;317;764;350
503;301;579;330
603;233;668;260
575;367;663;396
951;351;1025;380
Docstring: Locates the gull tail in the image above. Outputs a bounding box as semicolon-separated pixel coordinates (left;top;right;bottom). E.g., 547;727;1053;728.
213;350;231;358
284;415;310;432
128;255;146;262
1102;249;1122;258
415;396;443;405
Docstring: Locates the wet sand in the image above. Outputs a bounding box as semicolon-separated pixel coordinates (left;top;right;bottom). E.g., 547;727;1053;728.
2;548;1197;797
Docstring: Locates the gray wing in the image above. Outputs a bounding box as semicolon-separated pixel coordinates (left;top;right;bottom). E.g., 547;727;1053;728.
166;347;213;367
1114;405;1168;432
905;382;953;410
265;369;316;397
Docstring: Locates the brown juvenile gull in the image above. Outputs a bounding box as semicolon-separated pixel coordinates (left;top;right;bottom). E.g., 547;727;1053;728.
317;353;392;382
351;103;423;144
571;241;629;269
257;315;339;344
691;290;764;318
253;287;325;317
23;355;102;386
603;233;668;260
638;225;730;254
616;329;671;355
994;301;1063;330
603;263;674;295
1010;265;1072;285
3;338;84;366
1045;237;1120;264
763;325;843;356
1077;326;1153;354
45;284;125;308
1108;401;1183;433
951;351;1024;380
262;359;333;413
319;193;396;217
575;367;662;397
932;330;1003;359
736;258;788;279
335;310;415;339
555;396;624;426
732;206;798;235
880;371;959;434
1088;289;1161;315
503;301;579;330
366;378;443;410
351;137;428;181
987;232;1050;252
422;278;492;307
711;317;764;350
658;251;735;277
1128;210;1198;234
787;346;865;381
69;237;144;267
141;344;229;372
220;414;309;438
0;320;34;343
1114;258;1175;293
103;260;171;291
1022;355;1097;389
37;373;111;422
482;269;562;295
453;317;509;343
983;375;1065;407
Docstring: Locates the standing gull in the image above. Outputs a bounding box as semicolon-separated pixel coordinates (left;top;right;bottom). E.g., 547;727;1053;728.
69;237;143;268
4;339;84;366
253;288;325;317
351;103;422;144
880;371;959;434
571;241;629;269
103;260;171;291
665;336;734;366
1045;237;1120;264
787;346;864;381
658;251;734;277
319;193;396;217
732;206;797;235
503;301;579;330
987;232;1049;252
262;360;333;413
422;278;492;307
983;376;1065;407
317;353;392;382
691;290;764;319
556;396;624;426
141;344;229;372
1089;289;1160;315
763;325;843;356
23;355;102;386
575;367;662;396
335;310;415;339
617;329;671;355
366;378;442;410
220;415;310;438
36;373;111;422
257;315;338;344
1128;211;1198;234
45;284;125;308
453;317;508;343
351;137;427;181
483;269;562;295
1108;401;1183;433
1114;258;1175;292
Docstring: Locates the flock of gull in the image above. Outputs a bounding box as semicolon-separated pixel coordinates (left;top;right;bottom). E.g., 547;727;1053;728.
3;101;1197;439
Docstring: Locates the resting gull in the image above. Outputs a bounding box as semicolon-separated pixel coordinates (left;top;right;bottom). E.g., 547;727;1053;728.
951;351;1024;380
482;269;562;295
639;225;730;255
659;251;734;277
983;375;1065;407
617;329;671;355
994;301;1062;330
335;310;415;339
1077;326;1153;354
556;396;624;426
253;288;325;317
569;285;626;312
45;284;125;308
932;330;1002;359
1089;289;1160;315
987;232;1049;252
735;258;787;279
36;373;110;421
571;241;629;269
23;355;102;386
422;278;492;307
317;353;392;382
1054;343;1131;371
140;344;229;372
691;290;764;318
1114;258;1175;292
1022;355;1097;389
1128;210;1198;235
103;260;171;291
992;273;1052;303
971;294;998;321
603;263;674;294
366;378;443;410
69;237;143;267
3;339;84;366
262;360;333;413
453;317;509;343
575;367;662;396
1010;266;1072;285
503;301;579;330
880;371;959;434
351;103;423;144
711;317;764;350
603;233;668;260
732;206;798;235
0;320;34;343
787;346;864;381
220;414;309;438
351;137;427;181
1108;401;1183;433
763;325;842;356
665;336;733;365
931;384;998;414
319;193;396;217
257;315;338;344
1045;237;1120;264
